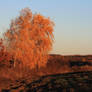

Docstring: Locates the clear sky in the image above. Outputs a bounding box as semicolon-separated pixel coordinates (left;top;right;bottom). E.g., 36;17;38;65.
0;0;92;55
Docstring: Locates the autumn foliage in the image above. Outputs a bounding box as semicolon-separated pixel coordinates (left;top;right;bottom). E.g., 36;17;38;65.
2;8;54;69
0;39;11;63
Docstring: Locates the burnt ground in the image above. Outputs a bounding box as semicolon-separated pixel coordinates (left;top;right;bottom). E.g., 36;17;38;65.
1;71;92;92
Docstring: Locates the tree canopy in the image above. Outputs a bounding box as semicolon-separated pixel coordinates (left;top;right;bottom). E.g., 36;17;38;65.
4;8;54;69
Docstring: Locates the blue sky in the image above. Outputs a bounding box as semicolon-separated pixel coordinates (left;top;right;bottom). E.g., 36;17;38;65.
0;0;92;55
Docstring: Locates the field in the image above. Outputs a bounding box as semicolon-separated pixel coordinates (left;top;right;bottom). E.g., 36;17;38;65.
1;71;92;92
0;54;92;92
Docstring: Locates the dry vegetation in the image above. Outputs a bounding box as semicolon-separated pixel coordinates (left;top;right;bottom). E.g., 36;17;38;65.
0;54;92;82
0;7;92;91
3;8;54;69
0;8;55;84
47;54;92;73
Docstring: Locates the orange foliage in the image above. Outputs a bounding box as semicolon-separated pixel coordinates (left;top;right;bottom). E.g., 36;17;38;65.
4;8;54;69
0;39;11;62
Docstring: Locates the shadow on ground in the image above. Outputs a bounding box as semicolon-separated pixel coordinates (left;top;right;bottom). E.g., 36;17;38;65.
1;71;92;92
